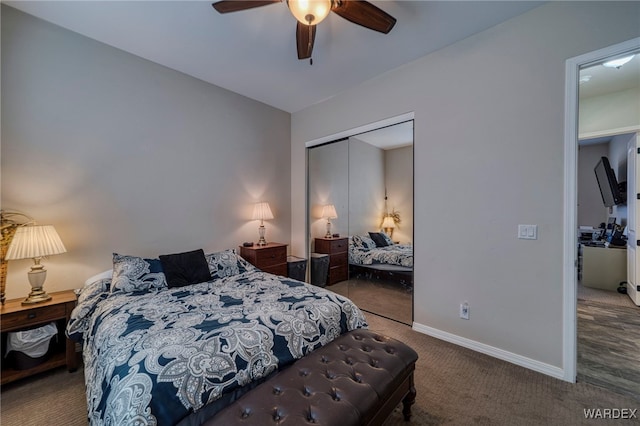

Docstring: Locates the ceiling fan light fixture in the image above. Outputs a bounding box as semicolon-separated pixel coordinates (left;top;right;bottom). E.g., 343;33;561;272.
288;0;332;25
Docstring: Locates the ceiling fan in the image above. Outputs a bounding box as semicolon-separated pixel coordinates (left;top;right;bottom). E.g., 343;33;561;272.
211;0;396;63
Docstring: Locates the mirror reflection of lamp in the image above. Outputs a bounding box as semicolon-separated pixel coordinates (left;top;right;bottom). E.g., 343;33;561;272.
381;215;395;238
252;202;274;246
5;225;67;305
321;204;337;238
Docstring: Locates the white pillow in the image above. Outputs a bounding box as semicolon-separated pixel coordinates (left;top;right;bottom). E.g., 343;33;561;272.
83;270;113;287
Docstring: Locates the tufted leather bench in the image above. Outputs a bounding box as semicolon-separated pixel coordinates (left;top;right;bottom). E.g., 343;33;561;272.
203;329;418;425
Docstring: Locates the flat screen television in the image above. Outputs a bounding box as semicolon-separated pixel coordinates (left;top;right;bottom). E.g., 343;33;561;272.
594;156;625;207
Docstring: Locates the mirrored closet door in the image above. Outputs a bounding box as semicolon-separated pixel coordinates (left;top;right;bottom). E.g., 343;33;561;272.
307;121;414;324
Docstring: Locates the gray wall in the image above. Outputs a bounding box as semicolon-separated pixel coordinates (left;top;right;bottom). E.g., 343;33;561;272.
291;2;640;374
580;87;640;137
308;141;349;242
1;6;291;299
385;145;413;244
348;138;385;237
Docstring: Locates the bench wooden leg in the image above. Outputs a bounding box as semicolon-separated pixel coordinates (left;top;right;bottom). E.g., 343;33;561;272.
402;374;416;421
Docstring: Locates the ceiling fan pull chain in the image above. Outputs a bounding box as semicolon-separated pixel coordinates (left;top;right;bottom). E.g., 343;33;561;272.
308;24;314;65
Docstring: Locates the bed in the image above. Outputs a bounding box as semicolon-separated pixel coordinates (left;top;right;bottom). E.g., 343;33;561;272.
349;234;413;268
66;249;367;426
349;234;413;285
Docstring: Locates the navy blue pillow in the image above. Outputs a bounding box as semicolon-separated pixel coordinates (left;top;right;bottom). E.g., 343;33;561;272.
160;249;211;288
368;232;390;247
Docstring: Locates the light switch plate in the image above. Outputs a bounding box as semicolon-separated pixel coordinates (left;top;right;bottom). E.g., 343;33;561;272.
518;224;537;240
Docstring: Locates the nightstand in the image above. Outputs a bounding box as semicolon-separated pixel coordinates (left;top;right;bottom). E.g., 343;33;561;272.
0;290;78;385
239;243;288;276
314;237;348;285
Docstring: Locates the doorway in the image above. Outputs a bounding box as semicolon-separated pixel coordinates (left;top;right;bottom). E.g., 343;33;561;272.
564;37;640;385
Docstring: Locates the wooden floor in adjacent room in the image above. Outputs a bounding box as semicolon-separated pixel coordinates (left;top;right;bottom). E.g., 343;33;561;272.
577;283;640;399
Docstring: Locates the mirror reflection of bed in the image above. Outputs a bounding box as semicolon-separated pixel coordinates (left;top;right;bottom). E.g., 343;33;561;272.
307;120;413;325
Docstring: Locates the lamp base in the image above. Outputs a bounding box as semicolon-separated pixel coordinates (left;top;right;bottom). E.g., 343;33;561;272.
257;224;267;246
22;288;52;305
324;220;332;238
21;262;51;305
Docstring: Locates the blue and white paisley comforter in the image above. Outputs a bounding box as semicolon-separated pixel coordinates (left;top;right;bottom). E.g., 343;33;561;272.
349;243;414;268
68;271;367;425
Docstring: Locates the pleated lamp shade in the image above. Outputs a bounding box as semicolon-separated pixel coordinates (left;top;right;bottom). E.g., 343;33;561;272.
252;202;274;222
5;225;66;305
321;204;337;219
6;225;67;260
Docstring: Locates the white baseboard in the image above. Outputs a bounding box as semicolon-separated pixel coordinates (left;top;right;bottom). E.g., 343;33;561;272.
412;322;566;381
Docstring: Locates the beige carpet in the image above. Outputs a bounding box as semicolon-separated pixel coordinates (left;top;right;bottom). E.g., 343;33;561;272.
2;313;639;425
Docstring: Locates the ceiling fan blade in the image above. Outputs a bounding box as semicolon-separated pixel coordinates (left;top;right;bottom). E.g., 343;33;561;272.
212;0;281;14
296;22;316;60
331;1;396;34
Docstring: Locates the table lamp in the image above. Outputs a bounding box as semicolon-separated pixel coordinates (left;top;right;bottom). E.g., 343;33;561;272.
252;202;274;246
322;204;337;238
5;225;67;305
381;215;395;238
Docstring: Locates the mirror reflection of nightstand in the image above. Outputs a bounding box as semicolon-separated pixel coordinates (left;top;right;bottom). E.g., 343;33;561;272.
314;237;348;285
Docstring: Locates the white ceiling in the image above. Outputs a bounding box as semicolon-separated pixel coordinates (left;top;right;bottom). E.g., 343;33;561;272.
578;51;639;145
579;51;640;99
5;0;545;113
353;120;413;149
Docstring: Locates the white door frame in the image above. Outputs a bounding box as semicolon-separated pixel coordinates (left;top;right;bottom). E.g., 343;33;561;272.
563;37;640;382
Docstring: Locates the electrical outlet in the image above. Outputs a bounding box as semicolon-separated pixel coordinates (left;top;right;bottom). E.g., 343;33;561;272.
460;302;470;320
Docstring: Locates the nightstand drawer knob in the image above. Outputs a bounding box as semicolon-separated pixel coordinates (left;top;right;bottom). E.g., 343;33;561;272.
28;313;36;319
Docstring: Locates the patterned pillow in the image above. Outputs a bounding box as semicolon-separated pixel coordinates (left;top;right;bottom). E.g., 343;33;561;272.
111;253;167;293
368;232;390;247
360;236;377;250
351;235;364;249
351;235;376;250
381;232;394;246
205;249;256;280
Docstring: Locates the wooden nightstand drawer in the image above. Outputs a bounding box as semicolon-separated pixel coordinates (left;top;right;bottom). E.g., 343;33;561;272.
314;237;348;254
261;263;288;277
255;247;286;268
328;239;347;253
240;243;288;277
329;265;348;283
330;253;348;267
1;304;67;332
